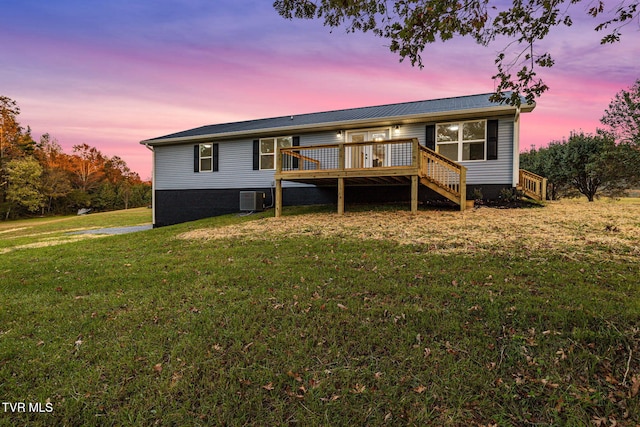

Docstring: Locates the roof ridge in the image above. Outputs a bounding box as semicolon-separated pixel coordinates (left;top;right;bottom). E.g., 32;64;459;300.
143;92;530;144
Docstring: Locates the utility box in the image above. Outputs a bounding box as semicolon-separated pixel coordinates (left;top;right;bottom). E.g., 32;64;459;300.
239;191;265;212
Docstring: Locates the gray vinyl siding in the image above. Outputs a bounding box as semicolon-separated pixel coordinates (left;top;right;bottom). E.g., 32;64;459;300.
155;133;338;191
154;118;515;191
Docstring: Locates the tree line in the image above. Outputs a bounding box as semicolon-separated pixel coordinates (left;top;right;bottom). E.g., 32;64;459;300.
520;80;640;201
1;96;151;220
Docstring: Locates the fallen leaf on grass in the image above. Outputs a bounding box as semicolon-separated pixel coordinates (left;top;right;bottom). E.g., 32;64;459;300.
153;363;163;373
540;378;560;389
337;303;348;310
262;382;274;391
287;370;303;382
631;375;640;397
351;384;366;394
170;372;182;388
413;385;427;394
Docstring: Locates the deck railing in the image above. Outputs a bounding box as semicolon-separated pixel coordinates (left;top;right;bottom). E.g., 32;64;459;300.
275;138;467;215
279;139;416;172
419;146;466;203
518;169;547;201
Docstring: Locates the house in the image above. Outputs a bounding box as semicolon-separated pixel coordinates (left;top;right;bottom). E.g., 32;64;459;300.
141;93;543;227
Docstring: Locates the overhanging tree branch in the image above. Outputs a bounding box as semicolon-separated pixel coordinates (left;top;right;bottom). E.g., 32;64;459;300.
273;0;639;106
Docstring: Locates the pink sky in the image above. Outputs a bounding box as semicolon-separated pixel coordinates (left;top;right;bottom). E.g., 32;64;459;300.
2;1;638;179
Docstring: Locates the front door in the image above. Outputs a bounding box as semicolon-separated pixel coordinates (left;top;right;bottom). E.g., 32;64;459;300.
345;129;390;168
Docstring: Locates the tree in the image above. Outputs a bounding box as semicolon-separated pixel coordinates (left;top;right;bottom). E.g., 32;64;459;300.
1;96;22;206
601;78;640;145
558;132;633;201
70;143;105;192
273;0;639;105
0;96;21;162
40;168;72;214
520;141;571;200
5;157;45;218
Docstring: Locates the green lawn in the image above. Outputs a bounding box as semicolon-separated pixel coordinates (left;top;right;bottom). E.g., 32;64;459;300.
0;208;152;253
0;203;638;426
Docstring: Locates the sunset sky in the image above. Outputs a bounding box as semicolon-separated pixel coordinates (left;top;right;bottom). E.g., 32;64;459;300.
2;0;639;179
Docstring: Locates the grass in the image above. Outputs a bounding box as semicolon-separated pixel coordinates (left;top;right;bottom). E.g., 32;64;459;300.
0;201;639;426
0;208;152;254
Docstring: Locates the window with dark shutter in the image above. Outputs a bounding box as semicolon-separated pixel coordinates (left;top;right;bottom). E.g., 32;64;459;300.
212;143;219;172
256;137;293;170
486;120;499;160
195;143;216;172
292;136;300;169
253;140;260;170
425;125;436;151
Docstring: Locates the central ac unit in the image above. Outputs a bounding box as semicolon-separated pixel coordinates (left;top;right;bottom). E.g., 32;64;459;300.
239;191;265;211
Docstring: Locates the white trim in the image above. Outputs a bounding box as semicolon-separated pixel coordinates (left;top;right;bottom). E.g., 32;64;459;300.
435;119;487;162
512;107;521;187
259;136;292;170
198;143;214;172
144;143;156;226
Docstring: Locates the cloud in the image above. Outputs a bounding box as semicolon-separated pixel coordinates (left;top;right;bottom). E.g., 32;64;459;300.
1;0;638;176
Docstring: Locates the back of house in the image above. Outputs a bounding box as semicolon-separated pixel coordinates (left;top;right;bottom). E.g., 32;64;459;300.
141;93;535;227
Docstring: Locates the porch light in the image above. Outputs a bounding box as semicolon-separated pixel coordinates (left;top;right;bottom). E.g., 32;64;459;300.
394;125;400;135
337;130;343;137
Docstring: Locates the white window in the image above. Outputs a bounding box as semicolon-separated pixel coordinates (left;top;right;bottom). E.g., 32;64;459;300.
436;120;486;162
199;143;213;172
260;136;292;170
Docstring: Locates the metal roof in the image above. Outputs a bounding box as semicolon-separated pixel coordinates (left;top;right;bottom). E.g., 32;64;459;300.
141;93;534;145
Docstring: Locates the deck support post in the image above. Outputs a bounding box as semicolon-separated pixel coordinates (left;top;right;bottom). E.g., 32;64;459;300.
275;179;282;217
411;175;418;214
275;145;283;218
337;177;345;215
459;167;467;211
542;178;548;201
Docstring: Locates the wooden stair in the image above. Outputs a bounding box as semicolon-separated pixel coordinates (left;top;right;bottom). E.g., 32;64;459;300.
517;169;547;201
418;146;467;210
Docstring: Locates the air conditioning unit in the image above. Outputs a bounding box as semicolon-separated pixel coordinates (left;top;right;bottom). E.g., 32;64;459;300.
239;191;265;212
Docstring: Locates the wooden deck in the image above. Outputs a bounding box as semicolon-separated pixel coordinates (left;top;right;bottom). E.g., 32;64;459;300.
274;138;467;216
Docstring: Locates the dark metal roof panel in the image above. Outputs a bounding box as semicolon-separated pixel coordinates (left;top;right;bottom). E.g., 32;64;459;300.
143;93;531;143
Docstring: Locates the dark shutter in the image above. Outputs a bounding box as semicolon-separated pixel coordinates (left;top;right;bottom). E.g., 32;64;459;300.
292;136;300;169
212;143;219;172
425;125;436;151
194;145;200;172
253;140;260;170
487;120;499;160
